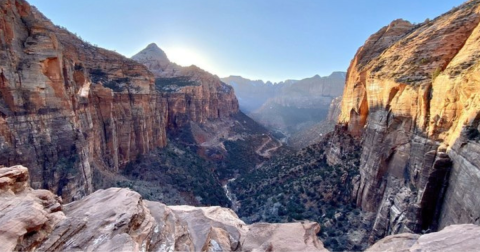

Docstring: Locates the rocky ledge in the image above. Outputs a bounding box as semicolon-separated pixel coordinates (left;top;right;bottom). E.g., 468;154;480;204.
2;165;480;251
0;165;327;252
366;224;480;252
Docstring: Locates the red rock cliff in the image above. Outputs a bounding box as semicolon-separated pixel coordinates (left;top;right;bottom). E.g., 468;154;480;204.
0;0;240;202
132;43;239;129
0;0;172;201
336;0;480;241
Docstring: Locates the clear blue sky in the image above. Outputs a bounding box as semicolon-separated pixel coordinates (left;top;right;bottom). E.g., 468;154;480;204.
29;0;465;82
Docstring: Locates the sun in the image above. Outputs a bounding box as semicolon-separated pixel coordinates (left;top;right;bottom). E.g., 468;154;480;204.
164;47;214;71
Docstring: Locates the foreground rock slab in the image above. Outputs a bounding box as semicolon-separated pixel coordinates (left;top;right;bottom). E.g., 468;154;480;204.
0;165;65;251
366;224;480;252
0;165;327;252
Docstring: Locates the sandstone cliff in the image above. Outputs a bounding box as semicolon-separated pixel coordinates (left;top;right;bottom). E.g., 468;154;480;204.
334;0;480;242
0;0;171;201
0;0;243;203
132;43;239;129
0;165;327;252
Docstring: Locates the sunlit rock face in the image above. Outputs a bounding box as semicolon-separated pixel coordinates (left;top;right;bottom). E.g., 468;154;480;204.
335;0;480;242
0;165;65;251
0;165;328;252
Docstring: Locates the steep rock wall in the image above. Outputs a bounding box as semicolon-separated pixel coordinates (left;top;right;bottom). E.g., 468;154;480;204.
0;0;239;202
0;0;171;201
335;0;480;241
132;43;239;130
161;66;239;129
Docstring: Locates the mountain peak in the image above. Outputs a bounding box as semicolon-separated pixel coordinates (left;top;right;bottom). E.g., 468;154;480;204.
329;71;347;79
132;42;170;65
146;42;160;49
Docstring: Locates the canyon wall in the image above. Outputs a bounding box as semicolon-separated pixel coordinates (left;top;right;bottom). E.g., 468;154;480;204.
0;0;239;202
132;43;239;129
335;0;480;241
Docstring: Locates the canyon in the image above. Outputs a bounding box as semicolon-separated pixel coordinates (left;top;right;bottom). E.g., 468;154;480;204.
1;0;480;251
0;0;281;207
229;0;480;250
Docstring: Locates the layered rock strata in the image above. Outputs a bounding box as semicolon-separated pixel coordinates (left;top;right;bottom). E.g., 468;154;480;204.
0;165;327;252
0;0;239;202
132;43;239;129
334;0;480;241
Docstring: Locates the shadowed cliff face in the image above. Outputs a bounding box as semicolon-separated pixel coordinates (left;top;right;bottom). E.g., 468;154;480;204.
335;0;480;242
132;44;239;128
0;0;242;203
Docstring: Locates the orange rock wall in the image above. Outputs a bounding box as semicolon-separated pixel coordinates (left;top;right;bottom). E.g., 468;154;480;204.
336;0;480;241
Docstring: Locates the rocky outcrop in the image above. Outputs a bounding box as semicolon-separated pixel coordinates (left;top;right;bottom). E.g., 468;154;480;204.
132;43;239;129
0;165;328;252
0;165;65;251
334;0;480;242
366;224;480;252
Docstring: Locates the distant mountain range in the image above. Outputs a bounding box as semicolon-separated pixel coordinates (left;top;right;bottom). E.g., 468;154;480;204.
222;72;345;146
221;76;298;114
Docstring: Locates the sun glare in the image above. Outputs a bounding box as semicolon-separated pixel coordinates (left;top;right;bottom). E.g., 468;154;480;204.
164;47;214;72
